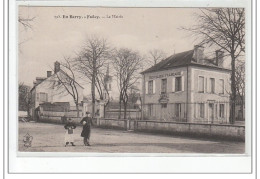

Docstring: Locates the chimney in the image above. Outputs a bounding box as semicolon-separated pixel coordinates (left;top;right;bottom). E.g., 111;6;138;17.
54;61;60;73
216;50;224;67
193;45;204;62
47;71;52;77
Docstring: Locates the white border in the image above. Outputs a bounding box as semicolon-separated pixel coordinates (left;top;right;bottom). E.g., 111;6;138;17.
7;0;254;174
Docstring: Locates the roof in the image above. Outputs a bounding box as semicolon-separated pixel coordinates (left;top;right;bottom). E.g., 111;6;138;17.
141;49;231;74
30;69;84;92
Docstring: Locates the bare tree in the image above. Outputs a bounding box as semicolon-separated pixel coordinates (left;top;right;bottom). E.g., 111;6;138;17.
112;48;143;119
18;15;35;30
18;14;36;53
52;58;81;117
235;60;245;119
76;36;112;117
147;49;167;66
95;66;112;117
182;8;245;123
18;82;32;117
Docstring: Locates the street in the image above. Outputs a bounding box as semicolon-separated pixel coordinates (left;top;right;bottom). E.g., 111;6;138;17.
19;122;245;153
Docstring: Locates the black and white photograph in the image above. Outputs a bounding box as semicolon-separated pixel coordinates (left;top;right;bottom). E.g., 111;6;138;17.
17;6;247;154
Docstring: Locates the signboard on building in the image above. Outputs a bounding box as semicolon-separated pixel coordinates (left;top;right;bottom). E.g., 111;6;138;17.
148;71;182;80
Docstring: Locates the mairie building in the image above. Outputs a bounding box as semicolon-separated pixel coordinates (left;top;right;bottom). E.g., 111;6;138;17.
141;45;231;123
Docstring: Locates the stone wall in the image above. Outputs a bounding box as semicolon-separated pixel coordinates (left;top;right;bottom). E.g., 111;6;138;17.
96;118;127;130
133;120;245;141
96;119;245;141
39;116;82;124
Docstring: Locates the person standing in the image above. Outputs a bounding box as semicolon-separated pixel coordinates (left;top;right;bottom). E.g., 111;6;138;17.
80;112;93;146
64;118;76;147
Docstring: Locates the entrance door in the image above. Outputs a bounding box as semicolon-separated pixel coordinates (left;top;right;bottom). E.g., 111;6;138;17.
208;103;214;123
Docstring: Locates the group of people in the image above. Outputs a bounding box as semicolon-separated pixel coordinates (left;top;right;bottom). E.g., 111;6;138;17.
64;111;93;147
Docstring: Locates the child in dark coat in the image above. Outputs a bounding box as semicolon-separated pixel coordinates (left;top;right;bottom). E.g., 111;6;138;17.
64;118;76;146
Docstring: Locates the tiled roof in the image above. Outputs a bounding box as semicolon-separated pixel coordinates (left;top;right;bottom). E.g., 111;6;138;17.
141;49;230;74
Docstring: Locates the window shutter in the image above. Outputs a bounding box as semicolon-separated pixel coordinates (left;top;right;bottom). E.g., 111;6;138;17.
203;103;206;119
181;76;185;91
181;103;185;118
204;78;207;93
223;104;225;117
194;103;197;118
223;79;226;94
172;77;175;92
207;78;210;93
205;103;208;119
153;80;156;94
215;80;219;94
145;81;148;94
216;104;218;119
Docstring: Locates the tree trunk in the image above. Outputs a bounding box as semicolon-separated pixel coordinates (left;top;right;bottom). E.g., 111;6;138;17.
103;105;106;118
91;74;96;118
27;104;30;118
230;53;236;124
76;103;79;117
124;102;127;119
119;94;122;119
241;96;244;120
104;101;109;118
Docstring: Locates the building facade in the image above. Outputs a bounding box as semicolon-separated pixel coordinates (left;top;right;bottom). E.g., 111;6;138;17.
142;46;231;123
30;61;84;119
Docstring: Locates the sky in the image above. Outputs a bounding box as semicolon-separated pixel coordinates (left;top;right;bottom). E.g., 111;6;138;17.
18;7;202;94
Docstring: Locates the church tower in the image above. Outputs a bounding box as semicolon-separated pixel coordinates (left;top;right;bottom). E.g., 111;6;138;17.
103;64;113;100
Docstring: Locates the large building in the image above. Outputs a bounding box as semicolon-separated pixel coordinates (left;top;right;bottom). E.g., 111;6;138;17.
30;61;84;119
141;45;231;123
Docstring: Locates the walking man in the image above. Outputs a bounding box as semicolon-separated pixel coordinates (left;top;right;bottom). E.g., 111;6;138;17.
80;112;93;146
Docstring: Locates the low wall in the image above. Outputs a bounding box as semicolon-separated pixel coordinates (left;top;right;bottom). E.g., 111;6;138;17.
134;120;245;141
96;118;127;130
95;118;245;141
39;116;82;125
41;111;83;118
105;110;141;119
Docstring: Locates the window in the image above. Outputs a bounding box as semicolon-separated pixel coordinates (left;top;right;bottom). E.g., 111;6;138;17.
219;79;224;94
148;80;153;94
210;78;215;93
199;103;205;118
175;103;181;117
161;79;167;94
219;104;224;118
175;77;182;92
161;103;167;108
148;104;153;116
39;92;48;102
198;76;204;93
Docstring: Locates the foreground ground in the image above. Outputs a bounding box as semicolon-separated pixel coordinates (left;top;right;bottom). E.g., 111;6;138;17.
19;121;245;153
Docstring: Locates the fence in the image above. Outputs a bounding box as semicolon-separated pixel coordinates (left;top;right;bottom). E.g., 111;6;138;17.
143;101;245;124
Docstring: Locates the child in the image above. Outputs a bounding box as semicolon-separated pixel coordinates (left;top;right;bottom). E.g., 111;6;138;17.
64;118;76;147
